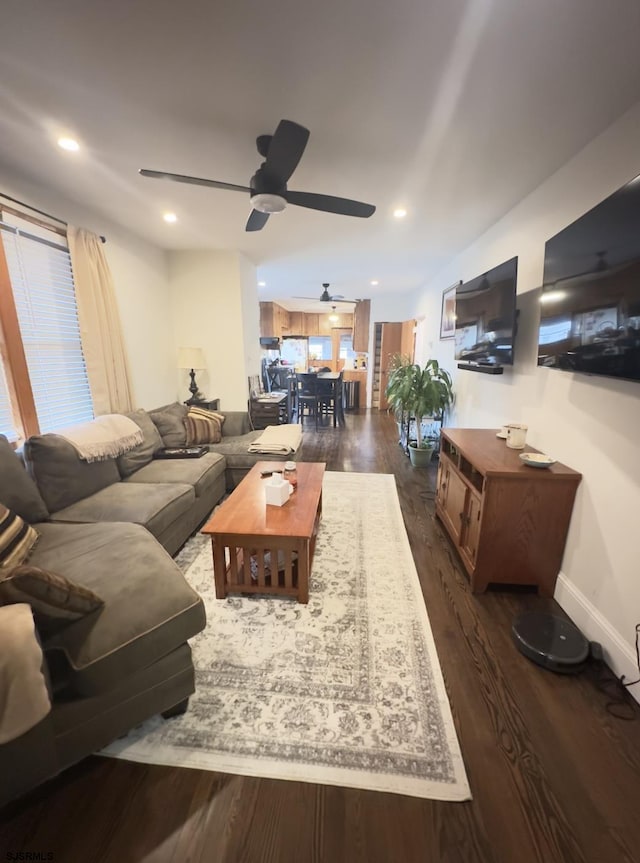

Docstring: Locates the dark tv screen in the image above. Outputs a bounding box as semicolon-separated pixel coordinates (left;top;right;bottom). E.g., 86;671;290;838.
455;256;518;367
538;173;640;383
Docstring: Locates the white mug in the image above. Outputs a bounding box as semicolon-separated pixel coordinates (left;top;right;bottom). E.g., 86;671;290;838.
506;423;528;449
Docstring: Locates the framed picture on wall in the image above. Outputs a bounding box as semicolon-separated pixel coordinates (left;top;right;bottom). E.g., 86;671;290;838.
440;282;459;339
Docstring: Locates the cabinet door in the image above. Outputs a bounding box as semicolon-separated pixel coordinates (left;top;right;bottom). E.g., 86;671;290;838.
378;322;403;410
317;313;332;335
277;305;290;337
288;311;303;334
260;302;275;337
438;461;468;546
353;299;371;353
304;314;319;336
460;489;482;565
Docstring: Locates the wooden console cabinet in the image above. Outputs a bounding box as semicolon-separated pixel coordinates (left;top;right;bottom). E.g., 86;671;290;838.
435;429;581;596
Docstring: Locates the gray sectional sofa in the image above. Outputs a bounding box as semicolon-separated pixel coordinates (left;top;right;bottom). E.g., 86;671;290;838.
0;403;301;806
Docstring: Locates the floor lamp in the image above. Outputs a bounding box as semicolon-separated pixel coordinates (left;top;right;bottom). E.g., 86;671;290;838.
178;347;206;405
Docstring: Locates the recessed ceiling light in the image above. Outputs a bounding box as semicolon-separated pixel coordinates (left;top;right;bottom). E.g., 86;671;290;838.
163;212;177;223
258;281;266;287
540;290;566;304
57;137;80;152
393;208;407;219
370;280;379;286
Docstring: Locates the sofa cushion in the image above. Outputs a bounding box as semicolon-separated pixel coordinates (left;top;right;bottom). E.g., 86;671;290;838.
0;436;49;523
123;451;226;498
0;505;39;569
116;409;164;478
185;407;225;445
0;564;104;630
48;481;195;541
29;522;205;695
23;434;120;514
219;411;251;437
149;403;188;448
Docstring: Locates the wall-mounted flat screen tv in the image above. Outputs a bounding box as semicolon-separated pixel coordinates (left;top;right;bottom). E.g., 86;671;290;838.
538;173;640;383
455;256;518;367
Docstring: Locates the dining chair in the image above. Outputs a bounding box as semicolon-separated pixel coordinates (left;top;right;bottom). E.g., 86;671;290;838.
295;373;321;429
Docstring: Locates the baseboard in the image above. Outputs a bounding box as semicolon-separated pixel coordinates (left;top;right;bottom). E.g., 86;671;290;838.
554;572;640;705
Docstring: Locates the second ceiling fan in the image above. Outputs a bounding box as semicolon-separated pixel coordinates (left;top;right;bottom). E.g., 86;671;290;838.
139;119;376;232
293;284;358;304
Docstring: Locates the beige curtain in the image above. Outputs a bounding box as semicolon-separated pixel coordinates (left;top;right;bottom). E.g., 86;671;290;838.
67;226;134;414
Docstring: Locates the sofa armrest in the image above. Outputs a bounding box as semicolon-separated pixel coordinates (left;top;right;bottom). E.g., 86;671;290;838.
221;412;251;437
0;604;51;744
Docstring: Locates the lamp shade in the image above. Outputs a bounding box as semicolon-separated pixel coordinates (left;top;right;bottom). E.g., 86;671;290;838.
177;347;206;369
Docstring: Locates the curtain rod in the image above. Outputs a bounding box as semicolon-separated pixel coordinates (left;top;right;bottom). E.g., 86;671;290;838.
0;192;106;243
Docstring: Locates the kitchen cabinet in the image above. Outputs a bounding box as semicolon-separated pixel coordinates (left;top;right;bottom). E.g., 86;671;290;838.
341;370;367;408
259;302;290;338
288;311;304;334
303;314;319;336
317;311;353;335
435;428;582;595
353;299;370;353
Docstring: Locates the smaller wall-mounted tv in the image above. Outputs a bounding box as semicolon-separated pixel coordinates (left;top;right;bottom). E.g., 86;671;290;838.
455;256;518;368
538;172;640;384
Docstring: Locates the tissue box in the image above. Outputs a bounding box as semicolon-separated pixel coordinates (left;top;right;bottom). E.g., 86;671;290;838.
265;477;291;507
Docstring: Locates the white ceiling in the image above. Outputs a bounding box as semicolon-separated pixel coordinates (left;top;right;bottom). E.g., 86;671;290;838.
2;0;640;311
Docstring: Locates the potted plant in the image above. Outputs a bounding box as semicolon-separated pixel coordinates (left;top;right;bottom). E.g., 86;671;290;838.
405;360;454;467
385;354;415;450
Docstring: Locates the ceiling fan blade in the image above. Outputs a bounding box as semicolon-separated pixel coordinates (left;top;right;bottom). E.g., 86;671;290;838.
246;209;270;232
264;120;310;183
139;169;250;193
285;190;375;218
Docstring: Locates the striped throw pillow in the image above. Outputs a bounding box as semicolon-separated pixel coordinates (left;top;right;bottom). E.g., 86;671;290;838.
185;407;225;445
0;504;38;569
0;564;104;629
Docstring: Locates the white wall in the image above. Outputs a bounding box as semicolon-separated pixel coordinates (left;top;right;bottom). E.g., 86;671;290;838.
167;250;258;411
411;101;640;693
0;163;175;409
364;292;417;406
239;253;261;390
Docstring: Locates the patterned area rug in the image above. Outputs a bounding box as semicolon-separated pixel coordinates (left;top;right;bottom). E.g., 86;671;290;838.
101;471;471;800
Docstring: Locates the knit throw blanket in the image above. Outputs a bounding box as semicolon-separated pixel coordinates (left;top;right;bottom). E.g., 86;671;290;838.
56;414;143;462
247;423;303;455
0;604;51;744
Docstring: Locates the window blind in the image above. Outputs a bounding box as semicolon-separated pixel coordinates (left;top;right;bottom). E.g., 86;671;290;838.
0;361;16;439
1;225;94;433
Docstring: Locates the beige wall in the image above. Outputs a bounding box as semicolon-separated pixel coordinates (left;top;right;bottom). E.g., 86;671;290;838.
411;100;640;695
167;250;258;411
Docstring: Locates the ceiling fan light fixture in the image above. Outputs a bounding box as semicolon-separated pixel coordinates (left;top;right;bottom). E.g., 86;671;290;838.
57;136;80;152
250;193;287;214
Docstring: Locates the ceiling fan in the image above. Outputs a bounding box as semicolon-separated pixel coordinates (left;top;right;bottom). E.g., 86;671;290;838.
293;283;358;304
139;119;376;232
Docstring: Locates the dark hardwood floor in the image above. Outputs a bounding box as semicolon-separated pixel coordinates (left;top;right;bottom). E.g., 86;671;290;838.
2;410;640;863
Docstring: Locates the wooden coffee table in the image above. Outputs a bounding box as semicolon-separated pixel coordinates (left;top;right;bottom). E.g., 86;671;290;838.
201;461;325;603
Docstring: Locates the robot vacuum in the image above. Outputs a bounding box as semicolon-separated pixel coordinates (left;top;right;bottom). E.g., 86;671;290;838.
512;611;590;673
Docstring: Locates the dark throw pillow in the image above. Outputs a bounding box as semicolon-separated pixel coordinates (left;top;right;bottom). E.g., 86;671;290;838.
0;564;104;630
149;403;188;448
0;435;49;522
0;504;39;570
117;409;165;477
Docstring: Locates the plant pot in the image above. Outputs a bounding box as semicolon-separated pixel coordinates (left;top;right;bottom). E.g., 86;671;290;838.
408;443;435;468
